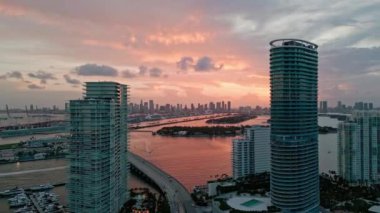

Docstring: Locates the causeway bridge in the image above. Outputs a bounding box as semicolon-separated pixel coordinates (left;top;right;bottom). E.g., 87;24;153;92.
129;152;197;213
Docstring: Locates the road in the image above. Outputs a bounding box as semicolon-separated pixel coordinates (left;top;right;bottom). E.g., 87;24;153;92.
0;166;67;177
129;152;197;213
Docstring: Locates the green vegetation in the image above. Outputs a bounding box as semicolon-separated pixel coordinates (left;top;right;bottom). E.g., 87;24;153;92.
0;143;20;150
122;188;158;213
206;114;257;124
157;126;242;137
157;193;170;213
320;171;379;212
234;172;270;195
215;198;231;211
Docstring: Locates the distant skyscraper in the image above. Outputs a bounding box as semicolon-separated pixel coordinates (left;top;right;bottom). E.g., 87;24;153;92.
364;102;368;110
319;100;328;113
337;101;342;110
209;102;215;111
216;102;221;112
338;111;380;185
270;39;319;212
139;99;143;112
68;82;129;213
143;102;148;113
369;103;374;110
232;126;270;179
354;102;364;110
227;101;231;112
149;100;154;113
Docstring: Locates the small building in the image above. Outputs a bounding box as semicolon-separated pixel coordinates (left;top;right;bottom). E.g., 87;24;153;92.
34;153;47;160
0;150;16;161
208;180;236;197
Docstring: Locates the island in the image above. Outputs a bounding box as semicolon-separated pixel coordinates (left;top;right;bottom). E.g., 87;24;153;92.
156;126;243;137
155;125;337;137
319;126;337;134
206;114;257;124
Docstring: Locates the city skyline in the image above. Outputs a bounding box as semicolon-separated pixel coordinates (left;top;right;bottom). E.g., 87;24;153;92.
1;1;380;212
0;1;380;108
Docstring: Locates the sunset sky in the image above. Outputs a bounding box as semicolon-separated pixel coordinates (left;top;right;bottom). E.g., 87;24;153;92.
0;0;379;108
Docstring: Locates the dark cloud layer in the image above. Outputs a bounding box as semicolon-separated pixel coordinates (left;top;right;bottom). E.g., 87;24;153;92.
28;83;44;89
0;71;24;80
63;74;81;85
176;56;223;72
320;47;380;77
194;56;223;71
176;57;194;71
135;65;166;78
28;71;57;84
149;67;163;77
74;64;118;76
121;69;137;78
138;66;148;76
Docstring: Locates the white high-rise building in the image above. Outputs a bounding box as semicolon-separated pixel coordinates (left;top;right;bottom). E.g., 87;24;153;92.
232;126;270;179
338;110;380;185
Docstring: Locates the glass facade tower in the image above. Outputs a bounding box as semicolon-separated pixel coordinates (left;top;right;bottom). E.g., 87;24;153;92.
338;110;380;185
68;82;129;213
269;39;319;212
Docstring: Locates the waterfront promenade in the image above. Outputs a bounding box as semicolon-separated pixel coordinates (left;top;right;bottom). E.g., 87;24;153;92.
129;152;197;213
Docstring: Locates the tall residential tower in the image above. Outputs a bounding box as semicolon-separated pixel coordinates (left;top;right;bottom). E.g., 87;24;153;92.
68;82;129;213
338;110;380;185
269;39;319;212
232;126;270;179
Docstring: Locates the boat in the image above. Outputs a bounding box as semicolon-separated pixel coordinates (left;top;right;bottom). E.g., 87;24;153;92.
29;184;53;191
0;187;24;197
8;193;30;208
14;205;36;213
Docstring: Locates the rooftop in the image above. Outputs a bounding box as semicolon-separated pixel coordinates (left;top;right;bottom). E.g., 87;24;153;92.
270;38;318;49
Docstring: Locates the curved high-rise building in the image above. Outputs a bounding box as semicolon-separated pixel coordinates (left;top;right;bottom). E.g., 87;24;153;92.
269;39;319;212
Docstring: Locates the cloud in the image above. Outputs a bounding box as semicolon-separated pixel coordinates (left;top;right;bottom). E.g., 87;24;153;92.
1;1;380;106
136;65;166;78
195;56;223;72
63;74;81;85
149;67;163;77
28;71;57;84
176;56;223;72
138;65;148;76
176;57;194;71
121;69;137;78
27;83;44;89
0;71;24;80
320;47;380;77
74;64;118;76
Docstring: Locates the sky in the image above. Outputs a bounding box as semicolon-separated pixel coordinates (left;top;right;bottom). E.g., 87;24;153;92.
0;0;379;108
